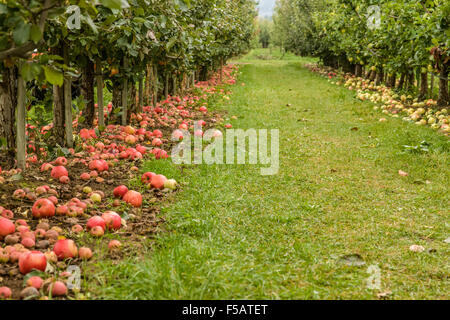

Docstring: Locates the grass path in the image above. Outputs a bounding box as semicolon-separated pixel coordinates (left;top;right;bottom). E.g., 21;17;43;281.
91;51;449;300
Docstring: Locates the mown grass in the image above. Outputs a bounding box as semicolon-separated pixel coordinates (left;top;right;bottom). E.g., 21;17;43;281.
87;49;449;300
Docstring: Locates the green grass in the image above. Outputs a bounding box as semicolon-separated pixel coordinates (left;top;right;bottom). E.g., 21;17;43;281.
88;49;449;300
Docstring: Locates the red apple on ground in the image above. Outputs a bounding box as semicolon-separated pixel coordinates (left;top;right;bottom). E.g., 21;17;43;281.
123;190;143;208
53;239;78;260
78;247;93;260
27;276;43;289
0;218;15;237
32;199;56;218
51;166;68;179
19;251;47;274
49;281;67;297
113;185;129;198
86;216;106;231
0;286;12;299
102;211;122;230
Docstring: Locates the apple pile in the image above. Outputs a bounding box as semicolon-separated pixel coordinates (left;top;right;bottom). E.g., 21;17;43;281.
308;64;450;135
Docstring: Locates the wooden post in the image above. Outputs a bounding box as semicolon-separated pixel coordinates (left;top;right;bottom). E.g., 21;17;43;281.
172;76;177;96
138;74;143;113
219;57;223;83
64;44;73;148
96;57;104;128
164;72;169;99
121;57;128;125
430;73;434;98
153;65;158;107
16;63;26;170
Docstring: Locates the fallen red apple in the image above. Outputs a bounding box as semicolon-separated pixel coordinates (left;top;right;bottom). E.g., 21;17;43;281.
78;247;93;260
90;226;104;237
80;172;91;181
86;216;106;230
71;224;83;234
0;286;12;299
49;281;67;297
56;205;68;216
51;166;68;179
32;198;56;218
113;185;129;198
19;251;47;274
108;240;121;251
59;176;70;184
53;239;78;260
102;211;122;230
27;276;43;289
123;190;143;208
0;217;15;237
141;172;155;184
151;174;167;189
21;237;35;248
55;157;68;166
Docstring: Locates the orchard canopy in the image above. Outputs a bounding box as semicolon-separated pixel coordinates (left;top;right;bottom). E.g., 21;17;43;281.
0;0;256;169
272;0;449;107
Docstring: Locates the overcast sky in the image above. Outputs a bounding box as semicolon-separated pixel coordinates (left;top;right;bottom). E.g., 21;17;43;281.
258;0;276;17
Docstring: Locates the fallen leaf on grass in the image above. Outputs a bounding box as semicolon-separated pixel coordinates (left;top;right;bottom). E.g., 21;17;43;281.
409;245;425;253
377;291;392;299
444;237;450;244
338;254;366;267
398;170;409;177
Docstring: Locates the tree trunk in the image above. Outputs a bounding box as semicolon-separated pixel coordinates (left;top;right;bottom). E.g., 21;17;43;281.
110;84;121;124
172;75;177;96
419;72;428;101
398;73;406;90
52;46;65;147
16;68;26;170
437;65;449;107
81;59;95;127
121;57;128;125
164;72;169;99
375;68;384;86
369;70;376;82
64;44;73;148
53;82;65;146
430;73;434;98
138;75;143;114
407;72;415;90
145;64;151;106
355;64;362;77
0;65;17;167
153;65;158;107
129;80;137;116
387;74;396;88
96;58;104;128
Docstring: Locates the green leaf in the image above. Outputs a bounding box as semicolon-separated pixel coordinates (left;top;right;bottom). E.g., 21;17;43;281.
13;22;31;45
43;66;63;86
20;62;34;81
30;25;42;44
101;0;123;10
